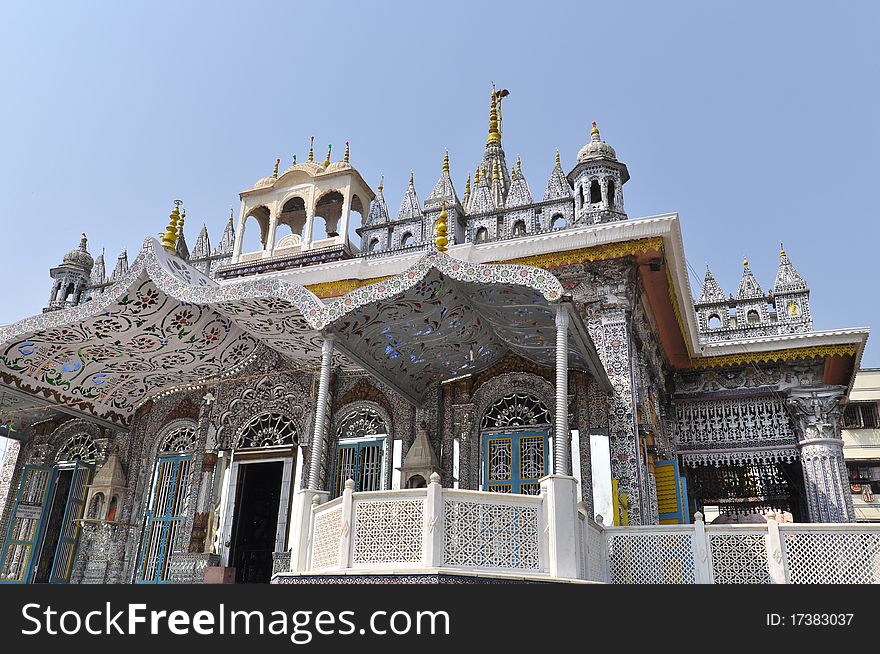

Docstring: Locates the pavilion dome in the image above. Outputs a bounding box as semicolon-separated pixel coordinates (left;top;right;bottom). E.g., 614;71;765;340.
577;122;617;163
62;234;94;272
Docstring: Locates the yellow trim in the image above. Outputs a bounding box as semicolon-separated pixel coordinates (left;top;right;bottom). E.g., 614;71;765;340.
500;237;664;269
691;343;858;370
305;276;392;299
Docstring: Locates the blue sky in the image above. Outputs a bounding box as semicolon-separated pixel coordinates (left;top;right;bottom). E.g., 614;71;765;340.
1;2;878;362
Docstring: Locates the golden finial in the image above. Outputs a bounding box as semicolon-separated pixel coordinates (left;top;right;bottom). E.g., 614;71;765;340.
591;121;600;139
442;150;449;173
307;136;314;162
464;174;471;195
343;140;350;163
486;87;501;145
510;164;516;180
273;158;280;178
474;167;481;184
743;257;749;267
517;156;522;175
377;175;384;193
555;149;561;167
292;154;297;166
409;171;414;186
161;200;183;252
780;241;785;256
492;161;500;181
229;208;234;225
435;201;449;253
323;144;332;168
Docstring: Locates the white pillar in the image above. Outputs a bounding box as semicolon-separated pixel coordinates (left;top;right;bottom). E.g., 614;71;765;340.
265;205;278;255
308;335;335;490
692;511;712;584
424;472;443;567
338;187;352;247
554;305;570;475
232;204;247;262
302;206;316;251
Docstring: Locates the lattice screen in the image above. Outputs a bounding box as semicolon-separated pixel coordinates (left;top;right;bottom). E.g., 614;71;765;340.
606;532;695;583
707;531;771;584
352;499;424;565
783;530;880;584
311;506;342;570
443;500;541;571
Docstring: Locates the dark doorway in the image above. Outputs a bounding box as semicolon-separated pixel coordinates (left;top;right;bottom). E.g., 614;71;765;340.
33;468;72;583
685;461;807;522
230;461;283;583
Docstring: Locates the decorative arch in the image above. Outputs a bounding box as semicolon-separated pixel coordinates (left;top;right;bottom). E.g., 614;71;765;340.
214;370;310;450
475;227;489;243
334;401;392;441
234;411;299;449
313;189;345;238
55;432;100;464
473;373;556;434
550;214;566;230
589;179;602;204
242;205;271;252
46;418;105;465
278;194;309;241
156;419;199;455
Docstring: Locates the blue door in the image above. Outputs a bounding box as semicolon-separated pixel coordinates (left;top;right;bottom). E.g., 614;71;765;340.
0;465;55;583
49;461;93;583
137;454;192;583
482;431;549;495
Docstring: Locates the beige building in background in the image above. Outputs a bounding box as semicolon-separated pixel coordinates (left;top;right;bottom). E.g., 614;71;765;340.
843;368;880;522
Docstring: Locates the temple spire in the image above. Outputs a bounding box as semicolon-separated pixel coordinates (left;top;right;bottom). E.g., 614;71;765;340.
434;201;449;252
698;265;726;303
161;200;183;252
737;256;764;299
486;87;501;145
343;140;350;163
323;144;332;168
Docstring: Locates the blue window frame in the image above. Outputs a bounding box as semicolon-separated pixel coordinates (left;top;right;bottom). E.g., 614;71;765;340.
0;465;55;583
482;431;549;495
137;454;192;584
332;438;384;498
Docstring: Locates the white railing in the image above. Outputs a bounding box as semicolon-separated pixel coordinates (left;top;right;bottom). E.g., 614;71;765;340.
299;475;550;578
283;478;880;584
602;514;880;584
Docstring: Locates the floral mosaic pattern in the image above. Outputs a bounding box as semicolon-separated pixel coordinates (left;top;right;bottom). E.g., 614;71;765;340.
0;239;569;423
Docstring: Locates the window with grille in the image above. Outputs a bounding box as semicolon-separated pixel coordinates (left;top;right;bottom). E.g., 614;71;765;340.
332;407;388;497
843;402;879;429
136;425;195;584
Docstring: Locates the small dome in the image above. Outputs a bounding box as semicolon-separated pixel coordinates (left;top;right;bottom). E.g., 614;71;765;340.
325;161;351;173
62;234;94;271
577;122;617;163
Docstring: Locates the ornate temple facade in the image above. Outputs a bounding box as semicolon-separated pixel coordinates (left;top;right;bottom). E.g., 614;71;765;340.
0;89;870;585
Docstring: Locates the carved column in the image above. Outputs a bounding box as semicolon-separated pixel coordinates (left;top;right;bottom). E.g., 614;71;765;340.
786;385;855;523
451;403;475;489
308;336;335;490
592;305;644;524
554;305;571;476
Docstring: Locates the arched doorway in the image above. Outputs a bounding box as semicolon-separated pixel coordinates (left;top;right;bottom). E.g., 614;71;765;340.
223;412;299;584
480;393;552;495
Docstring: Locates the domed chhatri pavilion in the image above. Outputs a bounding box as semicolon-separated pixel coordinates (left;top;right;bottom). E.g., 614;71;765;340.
0;89;874;586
